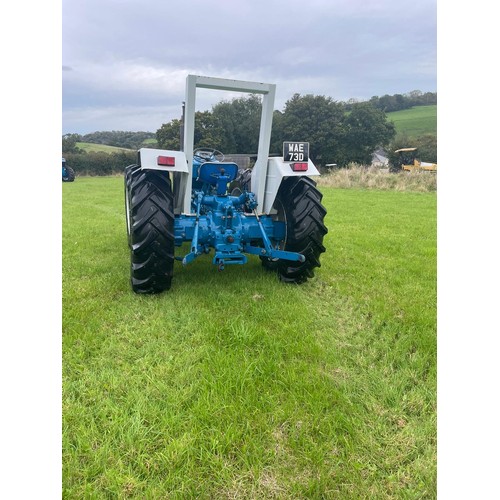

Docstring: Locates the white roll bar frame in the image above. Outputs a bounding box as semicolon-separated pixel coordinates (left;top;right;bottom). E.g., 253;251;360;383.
182;75;276;214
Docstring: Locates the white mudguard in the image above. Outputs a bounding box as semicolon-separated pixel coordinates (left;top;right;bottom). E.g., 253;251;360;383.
138;148;188;173
261;157;321;214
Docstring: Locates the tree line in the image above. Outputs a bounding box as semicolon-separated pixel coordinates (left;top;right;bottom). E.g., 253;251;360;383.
62;89;436;174
344;90;437;113
156;93;397;167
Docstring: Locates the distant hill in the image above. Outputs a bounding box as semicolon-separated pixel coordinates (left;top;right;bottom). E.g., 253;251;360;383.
81;131;156;150
386;105;437;137
76;142;134;153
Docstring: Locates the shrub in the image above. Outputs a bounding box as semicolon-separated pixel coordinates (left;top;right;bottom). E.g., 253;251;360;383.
63;151;137;176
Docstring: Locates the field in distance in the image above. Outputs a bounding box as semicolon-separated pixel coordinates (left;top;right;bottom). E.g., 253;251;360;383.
386;105;436;137
76;142;134;153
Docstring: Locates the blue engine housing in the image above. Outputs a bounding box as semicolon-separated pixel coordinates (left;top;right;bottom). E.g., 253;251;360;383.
174;154;304;270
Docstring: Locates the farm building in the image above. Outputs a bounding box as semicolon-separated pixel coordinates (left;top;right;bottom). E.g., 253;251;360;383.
371;148;389;167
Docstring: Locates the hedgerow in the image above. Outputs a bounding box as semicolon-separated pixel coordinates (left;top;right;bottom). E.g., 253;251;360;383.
63;151;137;176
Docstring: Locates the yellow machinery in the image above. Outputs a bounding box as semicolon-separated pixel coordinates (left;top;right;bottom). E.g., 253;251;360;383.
394;147;437;173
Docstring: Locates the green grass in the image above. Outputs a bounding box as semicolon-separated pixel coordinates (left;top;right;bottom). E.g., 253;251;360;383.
387;105;437;137
76;142;134;153
63;177;436;498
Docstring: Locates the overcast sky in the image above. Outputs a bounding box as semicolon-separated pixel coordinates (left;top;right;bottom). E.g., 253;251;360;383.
62;0;436;134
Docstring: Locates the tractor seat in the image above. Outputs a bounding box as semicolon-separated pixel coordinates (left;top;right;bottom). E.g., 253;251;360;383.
197;162;239;185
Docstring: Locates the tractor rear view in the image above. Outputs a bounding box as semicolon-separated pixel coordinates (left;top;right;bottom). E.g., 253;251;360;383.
124;75;328;293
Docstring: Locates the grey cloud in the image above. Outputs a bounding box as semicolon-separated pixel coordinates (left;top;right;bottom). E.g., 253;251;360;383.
63;0;436;133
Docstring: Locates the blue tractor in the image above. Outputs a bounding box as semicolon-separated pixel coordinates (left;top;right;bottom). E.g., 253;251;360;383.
62;157;75;182
124;75;327;293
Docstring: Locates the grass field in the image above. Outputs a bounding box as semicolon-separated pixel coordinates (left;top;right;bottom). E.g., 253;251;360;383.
387;105;437;137
63;177;436;498
76;142;134;153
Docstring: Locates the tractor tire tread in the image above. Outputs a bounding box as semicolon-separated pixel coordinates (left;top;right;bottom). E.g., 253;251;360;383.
127;169;175;293
273;176;328;284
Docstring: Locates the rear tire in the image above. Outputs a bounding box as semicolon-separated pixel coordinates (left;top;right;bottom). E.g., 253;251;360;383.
263;176;328;284
62;166;75;182
127;169;175;293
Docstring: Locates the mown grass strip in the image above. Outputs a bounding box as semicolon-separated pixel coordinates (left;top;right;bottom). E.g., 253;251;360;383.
63;177;436;498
